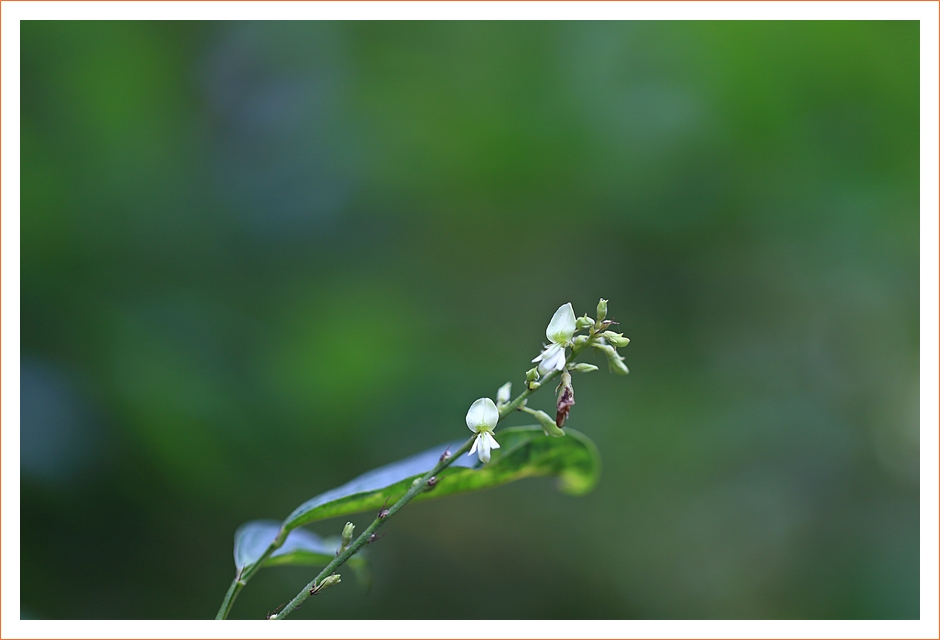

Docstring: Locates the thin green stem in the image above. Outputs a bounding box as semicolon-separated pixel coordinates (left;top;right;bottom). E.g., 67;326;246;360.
215;529;288;620
215;578;241;620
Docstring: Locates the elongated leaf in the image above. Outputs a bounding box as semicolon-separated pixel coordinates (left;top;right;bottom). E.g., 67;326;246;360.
234;520;366;572
282;425;600;532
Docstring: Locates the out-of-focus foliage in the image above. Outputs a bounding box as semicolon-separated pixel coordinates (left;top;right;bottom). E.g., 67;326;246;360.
20;21;919;619
233;520;367;575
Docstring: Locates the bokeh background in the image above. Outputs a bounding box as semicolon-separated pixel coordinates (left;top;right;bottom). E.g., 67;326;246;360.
20;20;920;619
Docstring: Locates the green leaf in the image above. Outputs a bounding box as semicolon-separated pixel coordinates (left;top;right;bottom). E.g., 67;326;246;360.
282;425;600;532
234;520;367;573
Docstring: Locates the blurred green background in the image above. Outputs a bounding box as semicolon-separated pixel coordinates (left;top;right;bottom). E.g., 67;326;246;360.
20;21;920;619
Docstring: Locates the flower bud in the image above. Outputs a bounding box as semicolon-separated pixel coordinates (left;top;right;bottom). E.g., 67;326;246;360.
529;408;565;437
496;381;512;405
312;573;341;594
569;362;599;373
321;574;342;588
556;372;575;428
596;298;608;322
572;335;589;349
525;367;541;390
341;522;355;548
596;343;630;375
575;315;594;330
602;331;631;347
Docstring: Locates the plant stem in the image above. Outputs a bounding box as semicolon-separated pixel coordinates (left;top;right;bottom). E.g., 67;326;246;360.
215;528;289;620
215;578;241;621
270;435;476;619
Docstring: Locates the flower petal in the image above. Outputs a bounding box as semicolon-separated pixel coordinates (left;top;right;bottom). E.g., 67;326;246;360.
466;397;498;431
548;347;567;370
483;431;500;450
469;434;479;456
533;342;561;365
537;344;568;375
466;397;499;431
477;433;491;463
545;302;577;345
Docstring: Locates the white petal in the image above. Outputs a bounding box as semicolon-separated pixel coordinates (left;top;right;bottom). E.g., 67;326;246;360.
548;348;567;371
466;397;499;431
478;433;491;463
545;302;577;345
537;344;567;374
533;342;561;365
483;431;500;450
469;434;479;456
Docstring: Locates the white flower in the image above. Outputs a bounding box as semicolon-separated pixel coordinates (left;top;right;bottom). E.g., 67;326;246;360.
466;397;501;463
532;302;577;374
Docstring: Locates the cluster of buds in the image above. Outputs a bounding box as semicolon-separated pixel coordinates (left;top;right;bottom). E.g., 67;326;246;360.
529;298;630;428
531;299;629;378
572;298;630;375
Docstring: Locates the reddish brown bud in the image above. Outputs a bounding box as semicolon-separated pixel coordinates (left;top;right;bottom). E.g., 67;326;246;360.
556;373;575;428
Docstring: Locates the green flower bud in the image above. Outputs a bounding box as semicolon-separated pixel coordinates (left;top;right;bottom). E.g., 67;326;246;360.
572;335;589;349
341;522;355;549
312;573;341;595
524;407;565;437
525;367;541;389
569;362;599;373
596;343;630;375
596;298;608;322
575;315;594;330
321;574;341;588
602;331;631;348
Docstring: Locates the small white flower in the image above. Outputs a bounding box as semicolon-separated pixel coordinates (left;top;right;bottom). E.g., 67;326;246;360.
532;302;577;374
466;397;501;463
